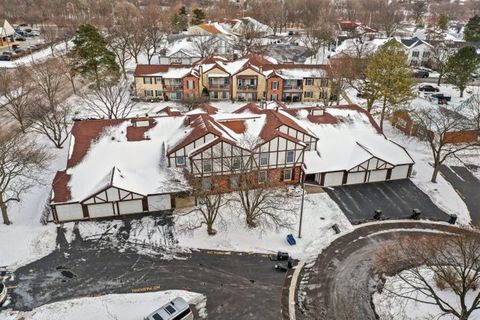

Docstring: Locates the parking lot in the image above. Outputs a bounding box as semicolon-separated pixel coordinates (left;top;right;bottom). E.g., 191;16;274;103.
325;179;450;224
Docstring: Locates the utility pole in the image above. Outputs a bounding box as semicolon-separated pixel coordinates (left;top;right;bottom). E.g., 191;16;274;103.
298;171;305;239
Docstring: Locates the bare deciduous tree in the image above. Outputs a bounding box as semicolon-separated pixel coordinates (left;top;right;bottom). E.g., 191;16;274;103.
375;230;480;320
0;67;35;132
29;101;72;149
80;79;136;119
108;28;132;79
232;24;266;56
191;36;217;58
411;102;480;182
0;132;50;225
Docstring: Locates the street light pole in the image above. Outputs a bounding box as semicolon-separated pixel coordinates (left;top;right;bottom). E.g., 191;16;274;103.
298;171;305;239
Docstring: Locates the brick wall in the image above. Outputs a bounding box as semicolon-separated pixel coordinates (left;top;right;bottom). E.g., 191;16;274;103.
183;76;199;97
266;76;284;101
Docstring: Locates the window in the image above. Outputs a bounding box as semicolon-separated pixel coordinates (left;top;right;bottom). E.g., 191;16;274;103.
320;78;329;87
154;77;162;84
283;168;293;181
155;90;162;97
175;156;186;166
305;142;312;151
232;157;241;170
258;171;267;183
144;90;153;97
422;51;430;58
319;90;327;99
286;150;295;163
304;91;313;98
144;77;152;84
412;51;419;57
203;160;212;172
271;93;278;101
230;175;239;188
187;79;195;89
305;78;314;86
272;81;279;90
202;178;212;190
259;152;269;166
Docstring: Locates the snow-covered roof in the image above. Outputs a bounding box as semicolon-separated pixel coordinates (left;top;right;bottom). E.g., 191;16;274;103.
298;107;414;173
0;20;15;37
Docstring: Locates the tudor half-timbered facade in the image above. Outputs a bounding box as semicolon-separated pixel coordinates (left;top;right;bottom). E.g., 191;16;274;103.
50;102;414;223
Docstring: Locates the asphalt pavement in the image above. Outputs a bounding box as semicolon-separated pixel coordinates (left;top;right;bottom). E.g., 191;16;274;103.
440;165;480;225
8;225;288;320
295;221;468;320
325;179;450;224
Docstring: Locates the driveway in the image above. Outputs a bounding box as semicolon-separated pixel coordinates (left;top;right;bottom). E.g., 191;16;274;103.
325;180;450;224
6;223;287;320
440;165;480;225
295;222;468;320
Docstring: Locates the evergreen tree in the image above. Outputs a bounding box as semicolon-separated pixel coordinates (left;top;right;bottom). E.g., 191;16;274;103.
464;15;480;42
445;46;479;97
72;24;119;87
365;39;415;131
437;13;449;32
191;8;206;25
171;6;189;32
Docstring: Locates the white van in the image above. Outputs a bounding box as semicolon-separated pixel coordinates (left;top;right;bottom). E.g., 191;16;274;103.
145;297;194;320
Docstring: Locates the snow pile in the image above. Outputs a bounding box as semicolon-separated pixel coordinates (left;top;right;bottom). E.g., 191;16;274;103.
373;268;480;320
174;192;353;260
0;290;206;320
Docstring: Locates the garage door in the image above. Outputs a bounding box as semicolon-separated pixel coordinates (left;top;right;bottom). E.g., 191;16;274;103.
55;204;84;221
346;171;366;185
148;195;171;211
118;200;143;215
390;165;410;180
87;203;114;218
368;170;388;182
323;172;344;187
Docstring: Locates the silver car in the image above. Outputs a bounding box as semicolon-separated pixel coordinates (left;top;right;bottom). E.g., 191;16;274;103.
144;297;194;320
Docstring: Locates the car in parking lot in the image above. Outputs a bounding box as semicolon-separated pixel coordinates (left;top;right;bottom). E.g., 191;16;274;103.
413;69;429;78
145;297;194;320
0;55;11;61
419;85;440;92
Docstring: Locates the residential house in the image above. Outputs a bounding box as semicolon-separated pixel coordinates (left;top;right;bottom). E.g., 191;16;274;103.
50;102;414;223
400;37;433;67
0;20;14;46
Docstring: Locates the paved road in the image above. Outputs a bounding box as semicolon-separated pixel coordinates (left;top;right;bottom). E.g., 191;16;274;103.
440;165;480;225
7;224;287;320
325;180;450;224
295;221;466;320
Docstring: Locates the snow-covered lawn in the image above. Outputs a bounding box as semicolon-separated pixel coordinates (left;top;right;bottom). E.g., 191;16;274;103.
0;136;67;269
0;290;206;320
174;192;353;260
61;190;352;261
373;268;480;320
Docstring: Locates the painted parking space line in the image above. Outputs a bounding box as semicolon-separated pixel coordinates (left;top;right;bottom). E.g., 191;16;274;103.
131;284;161;293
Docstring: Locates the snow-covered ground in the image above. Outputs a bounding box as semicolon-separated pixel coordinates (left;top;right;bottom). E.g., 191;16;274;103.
0;135;68;270
0;290;206;320
373;268;480;320
175;192;353;260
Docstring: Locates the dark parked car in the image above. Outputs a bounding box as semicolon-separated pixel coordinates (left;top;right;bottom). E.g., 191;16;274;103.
431;93;452;104
2;51;12;56
15;36;26;41
413;70;429;78
419;85;440;92
14;48;25;54
0;55;11;61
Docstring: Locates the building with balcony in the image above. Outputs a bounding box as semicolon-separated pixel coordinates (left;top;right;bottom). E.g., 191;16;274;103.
134;55;331;102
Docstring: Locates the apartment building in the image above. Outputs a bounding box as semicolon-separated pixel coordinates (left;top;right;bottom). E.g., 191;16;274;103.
134;55;332;103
